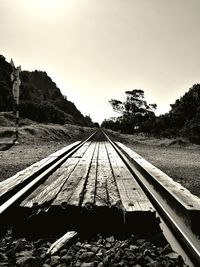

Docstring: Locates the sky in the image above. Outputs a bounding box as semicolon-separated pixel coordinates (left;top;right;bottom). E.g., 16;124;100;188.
1;0;200;123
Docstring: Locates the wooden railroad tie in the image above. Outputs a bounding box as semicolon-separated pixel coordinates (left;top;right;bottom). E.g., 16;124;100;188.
12;141;156;235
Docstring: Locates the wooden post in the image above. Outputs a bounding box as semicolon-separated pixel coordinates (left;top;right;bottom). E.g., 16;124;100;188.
10;59;21;142
15;97;19;140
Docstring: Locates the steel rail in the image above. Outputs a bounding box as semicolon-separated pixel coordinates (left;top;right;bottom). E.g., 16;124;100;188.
103;130;200;266
0;141;80;205
0;131;97;216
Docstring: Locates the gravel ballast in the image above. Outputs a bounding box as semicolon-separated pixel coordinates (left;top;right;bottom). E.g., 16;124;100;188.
0;230;188;267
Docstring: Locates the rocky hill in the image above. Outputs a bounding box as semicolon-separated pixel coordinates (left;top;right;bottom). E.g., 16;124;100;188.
0;55;93;126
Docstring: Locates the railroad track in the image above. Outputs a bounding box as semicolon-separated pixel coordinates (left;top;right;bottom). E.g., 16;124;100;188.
0;129;200;266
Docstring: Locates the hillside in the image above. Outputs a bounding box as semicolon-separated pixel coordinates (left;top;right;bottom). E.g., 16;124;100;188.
0;55;93;126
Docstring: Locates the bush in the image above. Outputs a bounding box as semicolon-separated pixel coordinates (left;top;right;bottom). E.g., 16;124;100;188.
19;101;66;124
180;120;200;144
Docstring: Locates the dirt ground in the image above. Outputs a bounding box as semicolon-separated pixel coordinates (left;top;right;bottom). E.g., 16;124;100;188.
0;123;94;182
127;143;200;198
0;142;72;182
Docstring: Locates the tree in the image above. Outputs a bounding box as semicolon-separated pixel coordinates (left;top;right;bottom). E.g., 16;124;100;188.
150;83;200;143
101;117;121;131
84;115;93;127
169;84;200;143
109;89;156;133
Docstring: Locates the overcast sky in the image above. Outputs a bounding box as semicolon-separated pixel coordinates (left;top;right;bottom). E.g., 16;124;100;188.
1;0;200;123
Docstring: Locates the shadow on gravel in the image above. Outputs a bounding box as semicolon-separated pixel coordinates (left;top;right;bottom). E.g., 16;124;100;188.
0;143;15;151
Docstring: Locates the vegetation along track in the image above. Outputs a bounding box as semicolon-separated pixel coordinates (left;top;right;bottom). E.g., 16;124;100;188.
0;129;200;266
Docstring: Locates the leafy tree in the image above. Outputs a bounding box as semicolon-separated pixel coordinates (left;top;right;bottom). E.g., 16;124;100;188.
109;89;156;133
101;118;121;131
170;84;200;143
152;84;200;143
84;115;93;127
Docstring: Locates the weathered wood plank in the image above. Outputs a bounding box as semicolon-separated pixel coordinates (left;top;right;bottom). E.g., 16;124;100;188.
52;142;96;207
0;157;52;195
94;142;109;207
15;140;157;235
94;142;121;207
21;142;91;208
106;142;154;212
47;231;77;255
0;141;81;198
66;142;97;207
20;158;78;208
81;142;99;207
